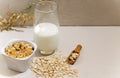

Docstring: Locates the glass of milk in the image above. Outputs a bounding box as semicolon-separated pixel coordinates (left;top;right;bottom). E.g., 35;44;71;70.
33;1;59;55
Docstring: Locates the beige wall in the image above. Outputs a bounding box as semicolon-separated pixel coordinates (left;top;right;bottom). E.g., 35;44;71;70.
0;0;120;26
58;0;120;25
0;0;32;17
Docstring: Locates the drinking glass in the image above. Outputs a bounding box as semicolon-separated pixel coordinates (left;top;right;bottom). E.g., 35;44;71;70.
33;1;59;55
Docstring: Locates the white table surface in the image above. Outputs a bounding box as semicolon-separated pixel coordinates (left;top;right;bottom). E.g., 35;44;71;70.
0;26;120;78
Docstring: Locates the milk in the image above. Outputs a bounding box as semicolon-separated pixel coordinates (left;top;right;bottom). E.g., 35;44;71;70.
34;23;59;54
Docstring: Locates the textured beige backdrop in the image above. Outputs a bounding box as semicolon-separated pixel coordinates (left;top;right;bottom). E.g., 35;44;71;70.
58;0;120;25
0;0;120;25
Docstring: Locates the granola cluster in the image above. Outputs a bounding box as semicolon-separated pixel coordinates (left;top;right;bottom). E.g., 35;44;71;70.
5;41;34;58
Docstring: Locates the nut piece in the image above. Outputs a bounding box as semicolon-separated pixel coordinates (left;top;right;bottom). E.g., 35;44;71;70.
66;44;82;65
5;41;33;58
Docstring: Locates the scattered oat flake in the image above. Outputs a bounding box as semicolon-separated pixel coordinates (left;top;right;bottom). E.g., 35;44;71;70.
30;54;78;78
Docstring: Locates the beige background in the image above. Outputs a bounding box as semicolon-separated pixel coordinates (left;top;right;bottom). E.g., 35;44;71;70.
0;0;31;17
0;0;120;26
58;0;120;25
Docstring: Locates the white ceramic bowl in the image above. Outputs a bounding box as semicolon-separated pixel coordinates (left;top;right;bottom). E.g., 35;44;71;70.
1;39;37;72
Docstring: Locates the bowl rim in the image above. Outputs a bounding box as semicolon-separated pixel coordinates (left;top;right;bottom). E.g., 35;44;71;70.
1;39;37;60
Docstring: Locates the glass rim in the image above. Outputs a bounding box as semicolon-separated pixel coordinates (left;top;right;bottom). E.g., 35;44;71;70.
35;1;57;13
